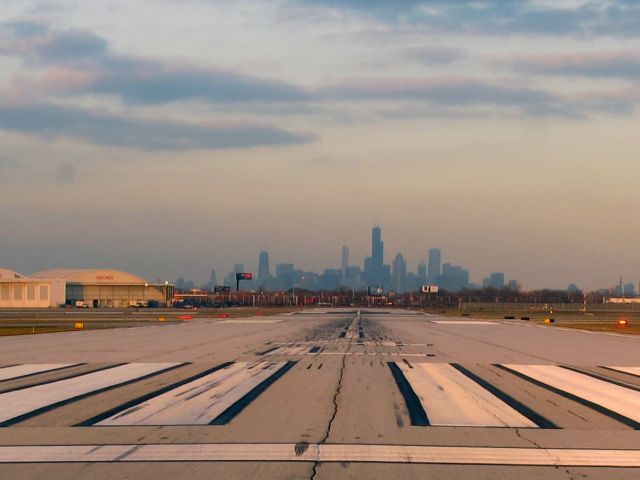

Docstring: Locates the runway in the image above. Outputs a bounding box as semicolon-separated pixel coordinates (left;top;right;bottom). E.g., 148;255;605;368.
0;309;638;479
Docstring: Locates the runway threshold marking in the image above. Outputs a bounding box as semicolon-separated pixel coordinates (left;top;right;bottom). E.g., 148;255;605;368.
500;364;640;429
0;364;79;382
559;366;640;393
94;361;296;426
394;363;539;427
78;362;234;426
0;443;639;466
387;362;429;426
0;363;183;426
451;364;557;428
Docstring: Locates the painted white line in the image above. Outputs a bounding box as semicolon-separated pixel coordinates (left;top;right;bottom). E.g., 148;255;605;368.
217;319;283;324
274;341;419;346
431;321;498;325
541;326;635;339
0;364;77;382
267;346;311;356
398;363;537;427
0;363;179;424
504;364;640;423
97;362;288;426
0;444;639;466
272;352;429;357
606;366;640;377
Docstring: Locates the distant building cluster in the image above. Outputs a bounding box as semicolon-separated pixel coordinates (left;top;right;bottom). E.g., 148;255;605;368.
201;226;521;294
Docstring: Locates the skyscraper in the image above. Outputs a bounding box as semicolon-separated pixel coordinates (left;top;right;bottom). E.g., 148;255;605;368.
488;272;505;289
209;270;217;290
392;253;407;293
372;227;383;266
417;261;427;284
364;226;390;289
441;263;470;292
258;251;270;280
341;245;349;273
428;248;441;282
275;263;295;290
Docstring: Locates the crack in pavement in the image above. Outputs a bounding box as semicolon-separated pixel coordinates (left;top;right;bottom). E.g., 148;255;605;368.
309;318;352;480
515;428;545;450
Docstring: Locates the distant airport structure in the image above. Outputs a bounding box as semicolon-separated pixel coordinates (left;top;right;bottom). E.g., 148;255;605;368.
1;268;173;308
0;268;65;308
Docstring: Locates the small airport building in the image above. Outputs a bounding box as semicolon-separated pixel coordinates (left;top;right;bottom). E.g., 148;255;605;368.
0;268;66;308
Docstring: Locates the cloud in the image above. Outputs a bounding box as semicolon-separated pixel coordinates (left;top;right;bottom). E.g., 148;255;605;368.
402;46;466;66
503;51;640;80
2;17;637;125
52;161;76;185
320;77;558;108
37;30;108;60
0;21;106;60
316;75;639;119
0;103;312;150
88;61;310;105
0;21;309;105
293;0;640;37
1;19;48;38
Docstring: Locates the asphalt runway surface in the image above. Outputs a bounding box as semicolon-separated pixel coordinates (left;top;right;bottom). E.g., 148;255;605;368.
0;308;639;479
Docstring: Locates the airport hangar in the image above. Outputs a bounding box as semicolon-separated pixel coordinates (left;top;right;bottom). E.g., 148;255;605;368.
0;268;66;308
1;268;173;308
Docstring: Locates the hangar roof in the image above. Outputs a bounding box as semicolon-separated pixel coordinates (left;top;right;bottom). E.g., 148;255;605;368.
0;268;25;280
30;269;151;285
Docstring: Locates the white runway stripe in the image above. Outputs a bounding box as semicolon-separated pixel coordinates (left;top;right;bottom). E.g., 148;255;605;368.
607;366;640;377
97;361;289;426
431;320;498;325
267;346;310;356
0;363;179;424
217;319;283;324
398;363;537;427
0;364;77;382
504;365;640;423
0;443;639;466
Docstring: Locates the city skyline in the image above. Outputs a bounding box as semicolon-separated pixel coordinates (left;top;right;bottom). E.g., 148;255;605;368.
2;218;639;293
1;220;637;293
173;226;633;295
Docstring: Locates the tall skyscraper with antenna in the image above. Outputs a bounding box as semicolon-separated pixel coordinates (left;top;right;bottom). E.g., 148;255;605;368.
341;245;349;273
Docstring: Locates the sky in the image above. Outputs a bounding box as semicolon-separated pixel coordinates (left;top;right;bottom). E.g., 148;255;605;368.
1;0;639;290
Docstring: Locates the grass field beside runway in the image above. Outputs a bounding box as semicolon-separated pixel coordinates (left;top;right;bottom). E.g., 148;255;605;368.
0;307;300;336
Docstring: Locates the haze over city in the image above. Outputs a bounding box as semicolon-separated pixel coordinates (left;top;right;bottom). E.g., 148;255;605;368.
2;0;640;289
